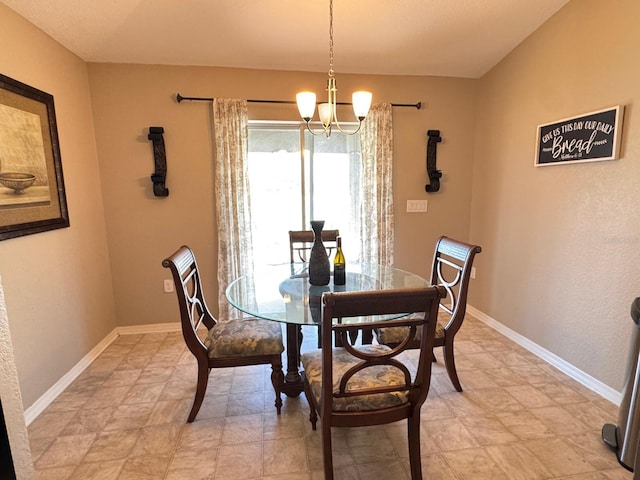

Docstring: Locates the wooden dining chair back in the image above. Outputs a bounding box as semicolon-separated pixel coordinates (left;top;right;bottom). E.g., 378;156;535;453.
375;236;481;392
289;229;340;264
301;286;446;480
162;245;284;422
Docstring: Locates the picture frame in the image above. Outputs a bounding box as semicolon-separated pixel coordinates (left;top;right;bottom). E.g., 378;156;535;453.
535;105;624;167
0;73;69;241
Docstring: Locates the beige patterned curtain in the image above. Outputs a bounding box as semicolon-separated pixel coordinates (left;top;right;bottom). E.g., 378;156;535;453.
358;103;394;266
212;99;254;319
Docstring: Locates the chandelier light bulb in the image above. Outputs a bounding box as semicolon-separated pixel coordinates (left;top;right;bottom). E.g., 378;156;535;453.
318;103;332;127
352;91;373;120
296;92;317;121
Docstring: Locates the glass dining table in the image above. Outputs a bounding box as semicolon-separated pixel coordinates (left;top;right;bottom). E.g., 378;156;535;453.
225;262;429;397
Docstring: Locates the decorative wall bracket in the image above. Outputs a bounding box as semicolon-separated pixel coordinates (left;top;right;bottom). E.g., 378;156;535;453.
425;129;442;193
148;126;169;197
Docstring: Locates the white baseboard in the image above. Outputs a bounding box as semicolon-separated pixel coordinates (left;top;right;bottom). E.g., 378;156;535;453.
24;328;118;425
24;322;181;425
467;305;622;406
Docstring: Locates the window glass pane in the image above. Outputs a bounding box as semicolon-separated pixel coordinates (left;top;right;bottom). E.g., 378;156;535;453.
248;125;362;267
306;132;361;262
248;128;302;266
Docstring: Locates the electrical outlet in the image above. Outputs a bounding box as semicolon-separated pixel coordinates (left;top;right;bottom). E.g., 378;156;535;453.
406;199;428;212
471;267;476;279
163;279;174;293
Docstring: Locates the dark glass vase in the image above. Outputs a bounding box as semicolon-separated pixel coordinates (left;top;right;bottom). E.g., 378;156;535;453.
308;220;330;286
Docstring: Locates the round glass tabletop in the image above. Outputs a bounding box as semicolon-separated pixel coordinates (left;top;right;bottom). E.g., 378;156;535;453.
225;263;429;325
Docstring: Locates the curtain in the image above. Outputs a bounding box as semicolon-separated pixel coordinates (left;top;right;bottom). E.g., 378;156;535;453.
212;99;254;319
358;103;394;266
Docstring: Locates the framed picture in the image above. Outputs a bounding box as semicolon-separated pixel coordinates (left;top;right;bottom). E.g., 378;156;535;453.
535;105;624;167
0;73;69;241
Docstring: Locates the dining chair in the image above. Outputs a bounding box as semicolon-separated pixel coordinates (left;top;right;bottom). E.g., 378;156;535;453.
301;286;446;480
162;245;285;422
375;236;481;392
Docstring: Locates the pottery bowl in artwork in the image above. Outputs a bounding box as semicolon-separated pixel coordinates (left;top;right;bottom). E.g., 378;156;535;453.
0;173;36;194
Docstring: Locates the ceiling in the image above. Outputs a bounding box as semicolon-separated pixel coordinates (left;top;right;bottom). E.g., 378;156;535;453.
1;0;570;78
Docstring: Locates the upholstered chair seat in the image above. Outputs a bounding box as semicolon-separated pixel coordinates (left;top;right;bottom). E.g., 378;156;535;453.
205;318;284;358
302;344;410;412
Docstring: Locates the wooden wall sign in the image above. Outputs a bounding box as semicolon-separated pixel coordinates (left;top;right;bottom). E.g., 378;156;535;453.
148;126;169;197
535;105;624;167
425;129;442;193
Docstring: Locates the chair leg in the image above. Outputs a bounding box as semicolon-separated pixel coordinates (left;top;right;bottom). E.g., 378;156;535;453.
302;374;318;430
321;420;334;480
407;414;423;480
442;340;463;392
187;362;210;423
298;325;304;353
271;357;284;414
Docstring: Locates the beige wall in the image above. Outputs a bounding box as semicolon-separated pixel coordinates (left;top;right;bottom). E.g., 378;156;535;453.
87;64;477;326
469;0;640;391
0;5;116;407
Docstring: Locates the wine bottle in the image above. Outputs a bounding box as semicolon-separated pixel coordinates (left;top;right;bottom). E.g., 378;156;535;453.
333;236;346;285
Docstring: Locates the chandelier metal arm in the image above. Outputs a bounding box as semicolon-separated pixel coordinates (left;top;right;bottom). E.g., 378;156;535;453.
327;78;363;135
301;120;362;138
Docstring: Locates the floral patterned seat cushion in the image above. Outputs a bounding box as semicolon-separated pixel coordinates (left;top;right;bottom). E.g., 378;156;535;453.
301;345;411;412
205;318;284;358
376;312;446;346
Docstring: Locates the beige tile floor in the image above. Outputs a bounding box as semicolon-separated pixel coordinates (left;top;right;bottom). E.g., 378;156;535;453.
29;315;632;479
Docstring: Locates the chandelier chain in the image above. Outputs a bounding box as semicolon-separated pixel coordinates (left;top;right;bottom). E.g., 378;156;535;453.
295;0;372;136
328;0;334;78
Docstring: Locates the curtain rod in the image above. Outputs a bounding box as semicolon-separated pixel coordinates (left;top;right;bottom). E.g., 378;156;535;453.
176;93;421;110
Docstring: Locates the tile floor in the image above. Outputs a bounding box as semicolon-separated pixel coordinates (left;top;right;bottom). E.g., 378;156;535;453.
28;315;632;479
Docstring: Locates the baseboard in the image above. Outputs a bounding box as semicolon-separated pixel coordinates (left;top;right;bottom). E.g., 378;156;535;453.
23;322;181;425
467;305;622;406
23;328;118;425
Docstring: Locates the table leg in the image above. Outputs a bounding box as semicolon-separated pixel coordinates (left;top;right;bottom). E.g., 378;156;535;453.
282;324;305;397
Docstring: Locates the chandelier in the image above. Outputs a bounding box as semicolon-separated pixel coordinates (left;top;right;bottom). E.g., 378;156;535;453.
295;0;372;137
